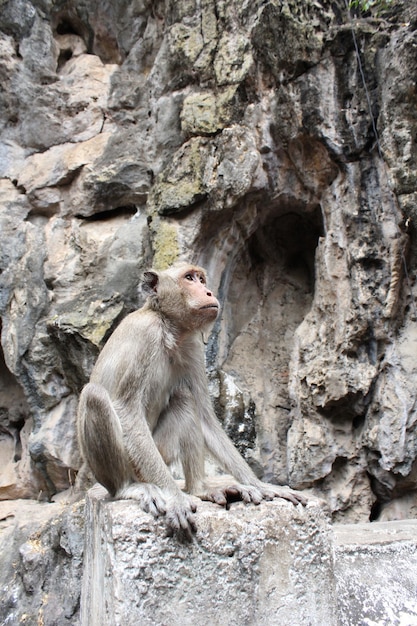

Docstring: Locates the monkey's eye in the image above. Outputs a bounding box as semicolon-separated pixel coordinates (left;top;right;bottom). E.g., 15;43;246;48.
185;273;194;281
199;275;205;284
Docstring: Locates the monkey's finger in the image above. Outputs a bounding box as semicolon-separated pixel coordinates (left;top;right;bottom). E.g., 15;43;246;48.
151;498;167;516
144;501;158;517
187;515;197;534
176;508;197;534
203;490;227;506
214;494;228;506
294;492;308;506
176;523;196;543
281;493;303;505
273;489;307;506
259;487;279;501
233;485;263;504
237;489;253;504
181;515;197;539
286;492;308;506
142;493;167;517
165;525;193;544
246;489;263;505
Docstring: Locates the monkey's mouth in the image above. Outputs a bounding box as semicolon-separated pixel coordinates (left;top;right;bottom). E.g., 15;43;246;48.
200;304;219;310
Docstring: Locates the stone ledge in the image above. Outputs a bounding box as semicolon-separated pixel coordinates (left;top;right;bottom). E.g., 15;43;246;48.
334;520;417;626
81;486;336;626
334;518;417;546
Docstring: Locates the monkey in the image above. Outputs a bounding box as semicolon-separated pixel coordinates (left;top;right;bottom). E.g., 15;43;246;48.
77;262;306;538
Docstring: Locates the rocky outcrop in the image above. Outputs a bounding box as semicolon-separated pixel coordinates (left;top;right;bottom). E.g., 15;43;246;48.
0;498;84;625
1;0;417;523
2;495;416;626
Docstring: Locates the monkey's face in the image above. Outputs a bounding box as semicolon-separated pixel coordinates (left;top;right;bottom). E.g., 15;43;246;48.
180;268;220;325
144;263;220;331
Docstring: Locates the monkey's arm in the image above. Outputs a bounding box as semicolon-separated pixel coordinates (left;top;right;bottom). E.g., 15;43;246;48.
201;409;306;506
191;358;306;506
118;403;199;534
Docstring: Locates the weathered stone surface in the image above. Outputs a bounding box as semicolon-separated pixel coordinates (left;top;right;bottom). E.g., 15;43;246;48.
19;52;117;150
0;498;84;626
1;495;417;626
81;486;336;626
334;520;417;625
17;133;113;196
252;0;326;81
181;86;239;136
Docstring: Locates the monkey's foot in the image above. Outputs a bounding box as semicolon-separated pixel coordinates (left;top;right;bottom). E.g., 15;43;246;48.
116;482;167;517
196;478;307;508
257;483;308;506
197;482;264;507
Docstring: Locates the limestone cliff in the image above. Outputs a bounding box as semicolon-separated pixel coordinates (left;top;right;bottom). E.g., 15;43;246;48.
1;0;417;525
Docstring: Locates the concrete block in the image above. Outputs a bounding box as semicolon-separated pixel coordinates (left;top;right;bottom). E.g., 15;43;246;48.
81;486;336;626
334;520;417;626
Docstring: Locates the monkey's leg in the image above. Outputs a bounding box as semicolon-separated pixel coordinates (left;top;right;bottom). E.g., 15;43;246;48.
192;382;307;506
78;383;132;496
78;383;168;517
152;390;253;509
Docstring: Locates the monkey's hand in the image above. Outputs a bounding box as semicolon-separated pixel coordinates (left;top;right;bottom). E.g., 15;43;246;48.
256;482;308;506
164;492;197;541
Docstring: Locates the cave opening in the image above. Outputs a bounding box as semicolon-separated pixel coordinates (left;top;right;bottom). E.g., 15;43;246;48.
217;202;323;483
223;204;323;354
55;19;81;37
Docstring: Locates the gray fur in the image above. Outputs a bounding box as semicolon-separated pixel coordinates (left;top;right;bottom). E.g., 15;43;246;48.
77;263;306;537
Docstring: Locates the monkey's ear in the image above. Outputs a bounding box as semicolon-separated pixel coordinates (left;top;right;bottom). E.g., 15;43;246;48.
143;270;159;294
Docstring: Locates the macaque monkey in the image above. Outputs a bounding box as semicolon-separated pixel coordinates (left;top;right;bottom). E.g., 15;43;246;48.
77;262;306;538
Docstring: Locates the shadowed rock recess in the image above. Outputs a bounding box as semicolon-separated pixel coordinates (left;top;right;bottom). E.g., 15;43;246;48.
1;0;417;622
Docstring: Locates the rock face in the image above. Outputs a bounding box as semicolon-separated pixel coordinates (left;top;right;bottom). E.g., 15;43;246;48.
0;0;417;523
0;498;84;625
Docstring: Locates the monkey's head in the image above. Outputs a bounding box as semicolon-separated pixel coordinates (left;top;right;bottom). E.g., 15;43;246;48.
143;263;220;331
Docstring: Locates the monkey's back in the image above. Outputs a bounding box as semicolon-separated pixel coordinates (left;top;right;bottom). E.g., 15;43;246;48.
89;307;187;428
